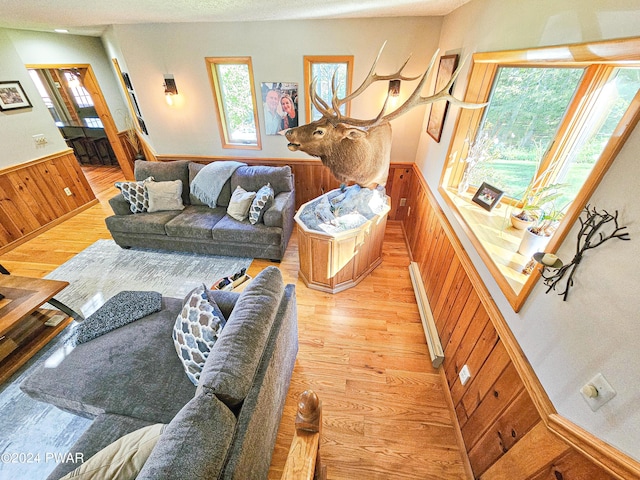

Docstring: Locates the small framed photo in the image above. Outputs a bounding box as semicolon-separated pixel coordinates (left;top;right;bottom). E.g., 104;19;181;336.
472;182;504;211
0;81;32;111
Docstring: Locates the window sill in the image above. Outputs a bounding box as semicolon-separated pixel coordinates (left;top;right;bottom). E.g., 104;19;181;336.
441;187;541;309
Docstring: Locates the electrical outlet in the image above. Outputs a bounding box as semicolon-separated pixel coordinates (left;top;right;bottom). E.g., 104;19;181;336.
399;197;407;206
33;134;47;147
459;365;471;385
64;187;72;196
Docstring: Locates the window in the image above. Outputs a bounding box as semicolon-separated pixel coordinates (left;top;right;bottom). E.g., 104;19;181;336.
206;57;261;149
439;38;640;311
303;56;354;122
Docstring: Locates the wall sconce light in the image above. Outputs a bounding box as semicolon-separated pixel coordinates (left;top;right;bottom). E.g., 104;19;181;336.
388;79;401;97
163;74;178;105
533;205;630;301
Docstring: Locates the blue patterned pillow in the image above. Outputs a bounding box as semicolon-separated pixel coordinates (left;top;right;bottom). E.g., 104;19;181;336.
115;176;154;213
172;285;226;386
248;183;274;225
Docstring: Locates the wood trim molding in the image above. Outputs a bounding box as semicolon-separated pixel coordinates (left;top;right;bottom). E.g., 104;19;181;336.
410;164;640;479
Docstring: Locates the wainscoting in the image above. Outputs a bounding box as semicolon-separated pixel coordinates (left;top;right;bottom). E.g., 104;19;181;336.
157;154;413;219
402;166;635;479
0;150;98;255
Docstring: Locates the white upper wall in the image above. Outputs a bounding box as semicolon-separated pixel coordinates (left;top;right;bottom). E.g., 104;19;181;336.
418;0;640;461
106;17;442;160
0;30;68;168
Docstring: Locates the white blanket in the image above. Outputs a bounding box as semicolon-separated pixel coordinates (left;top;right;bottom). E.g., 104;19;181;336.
190;161;246;207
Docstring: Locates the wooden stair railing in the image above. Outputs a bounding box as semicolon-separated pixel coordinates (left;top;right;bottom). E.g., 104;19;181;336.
281;390;326;480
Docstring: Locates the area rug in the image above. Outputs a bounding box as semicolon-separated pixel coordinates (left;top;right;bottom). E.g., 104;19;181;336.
0;240;252;479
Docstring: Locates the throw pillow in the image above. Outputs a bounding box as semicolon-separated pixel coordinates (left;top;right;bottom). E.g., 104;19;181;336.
226;185;256;222
172;285;226;386
59;423;166;480
248;183;274;225
146;180;185;213
115;176;154;213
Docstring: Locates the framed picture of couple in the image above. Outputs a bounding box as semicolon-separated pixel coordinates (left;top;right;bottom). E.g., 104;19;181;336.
260;82;299;135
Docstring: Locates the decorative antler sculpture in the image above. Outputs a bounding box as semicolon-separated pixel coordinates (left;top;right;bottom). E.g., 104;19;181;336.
285;42;486;188
540;205;630;301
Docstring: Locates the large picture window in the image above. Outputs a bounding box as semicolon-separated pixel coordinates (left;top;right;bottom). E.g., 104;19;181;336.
439;38;640;311
303;55;353;122
206;57;261;149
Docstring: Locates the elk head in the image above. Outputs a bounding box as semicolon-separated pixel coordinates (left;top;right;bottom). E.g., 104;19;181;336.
285;42;486;189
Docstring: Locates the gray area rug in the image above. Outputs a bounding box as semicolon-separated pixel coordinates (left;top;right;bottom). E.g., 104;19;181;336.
0;240;252;479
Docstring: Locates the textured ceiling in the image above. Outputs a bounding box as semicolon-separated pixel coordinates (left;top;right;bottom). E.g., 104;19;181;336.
0;0;471;36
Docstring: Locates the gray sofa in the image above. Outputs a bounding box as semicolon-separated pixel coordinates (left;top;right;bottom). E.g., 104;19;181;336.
21;266;298;479
105;160;295;261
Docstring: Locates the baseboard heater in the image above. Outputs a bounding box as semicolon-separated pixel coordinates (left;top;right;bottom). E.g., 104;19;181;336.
409;261;445;368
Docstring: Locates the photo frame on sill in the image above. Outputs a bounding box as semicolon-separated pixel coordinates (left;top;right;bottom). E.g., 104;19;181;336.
472;182;504;211
0;81;32;111
426;54;459;142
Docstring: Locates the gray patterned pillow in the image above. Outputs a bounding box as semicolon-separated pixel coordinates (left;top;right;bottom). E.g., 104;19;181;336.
248;183;274;225
115;176;154;213
172;285;226;386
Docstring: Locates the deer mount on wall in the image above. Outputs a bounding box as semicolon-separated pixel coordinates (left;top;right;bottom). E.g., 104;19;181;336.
285;42;486;189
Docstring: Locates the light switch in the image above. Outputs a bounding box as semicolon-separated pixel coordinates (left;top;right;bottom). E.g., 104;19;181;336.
580;373;616;412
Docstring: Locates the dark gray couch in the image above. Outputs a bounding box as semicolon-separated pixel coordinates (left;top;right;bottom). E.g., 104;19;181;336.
105;160;295;261
21;266;298;479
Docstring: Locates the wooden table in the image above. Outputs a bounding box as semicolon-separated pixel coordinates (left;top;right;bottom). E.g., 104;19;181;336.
0;275;73;384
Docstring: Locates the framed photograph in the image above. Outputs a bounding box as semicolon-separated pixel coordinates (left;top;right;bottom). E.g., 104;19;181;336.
260;82;299;135
472;182;504;211
0;81;32;111
426;54;459;142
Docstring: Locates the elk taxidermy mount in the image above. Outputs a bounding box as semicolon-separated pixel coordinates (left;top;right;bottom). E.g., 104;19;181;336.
285;42;486;189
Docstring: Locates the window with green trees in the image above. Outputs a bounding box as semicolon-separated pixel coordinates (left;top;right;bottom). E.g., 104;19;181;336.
206;57;261;149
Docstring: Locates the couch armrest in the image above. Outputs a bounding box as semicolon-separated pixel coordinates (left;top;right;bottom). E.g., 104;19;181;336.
108;193;133;216
263;191;294;228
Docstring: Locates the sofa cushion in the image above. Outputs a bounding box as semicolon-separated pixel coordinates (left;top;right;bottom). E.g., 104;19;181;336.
249;183;274;225
232;165;292;196
115;176;153;213
136;392;236;480
197;266;284;407
59;423;166;480
226;185;256;222
105;210;181;235
135;160;190;205
21;297;197;423
164;205;225;239
173;285;226;386
212;215;282;246
146;180;185;213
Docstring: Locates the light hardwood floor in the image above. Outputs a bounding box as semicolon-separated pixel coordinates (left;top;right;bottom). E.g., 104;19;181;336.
0;165;470;480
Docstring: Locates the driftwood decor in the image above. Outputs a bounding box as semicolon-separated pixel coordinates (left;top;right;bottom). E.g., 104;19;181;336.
537;205;630;301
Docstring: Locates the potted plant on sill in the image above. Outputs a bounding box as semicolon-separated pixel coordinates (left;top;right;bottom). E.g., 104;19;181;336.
517;201;568;257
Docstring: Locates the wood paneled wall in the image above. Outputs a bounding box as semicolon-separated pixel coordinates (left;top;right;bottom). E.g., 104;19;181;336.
157;155;413;219
0;150;97;255
403;167;624;479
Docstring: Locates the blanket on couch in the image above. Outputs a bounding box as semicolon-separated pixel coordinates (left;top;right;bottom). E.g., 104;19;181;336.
190;161;246;208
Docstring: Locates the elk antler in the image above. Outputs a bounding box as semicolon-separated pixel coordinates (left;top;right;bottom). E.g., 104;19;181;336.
312;42;486;128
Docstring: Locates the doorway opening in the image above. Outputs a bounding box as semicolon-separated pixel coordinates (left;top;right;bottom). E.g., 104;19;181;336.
29;67;119;166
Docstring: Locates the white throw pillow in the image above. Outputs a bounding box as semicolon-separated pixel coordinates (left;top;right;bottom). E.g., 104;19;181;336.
59;423;166;480
226;185;256;221
146;180;185;213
